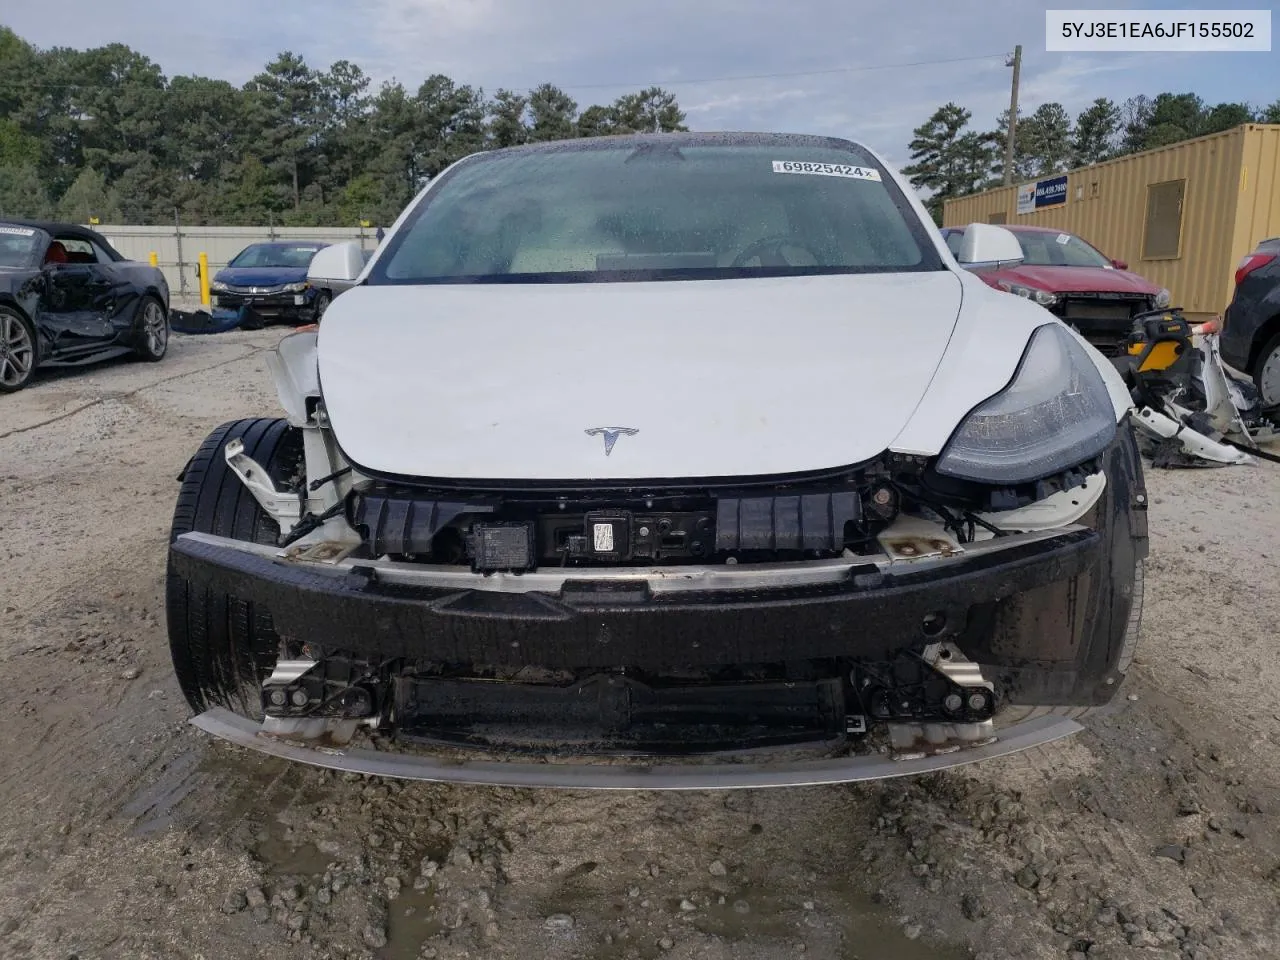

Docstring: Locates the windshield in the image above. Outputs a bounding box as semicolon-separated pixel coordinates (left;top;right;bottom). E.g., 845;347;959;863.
0;225;42;268
372;137;940;284
228;244;323;269
1014;231;1112;268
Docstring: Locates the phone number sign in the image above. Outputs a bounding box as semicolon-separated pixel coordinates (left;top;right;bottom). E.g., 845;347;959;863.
1017;174;1068;215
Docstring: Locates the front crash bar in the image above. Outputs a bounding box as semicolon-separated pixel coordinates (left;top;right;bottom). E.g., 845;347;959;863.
191;709;1081;791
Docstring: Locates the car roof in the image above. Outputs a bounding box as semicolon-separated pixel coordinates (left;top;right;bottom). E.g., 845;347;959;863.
0;219;114;246
482;131;872;158
942;225;1078;236
1003;225;1077;235
240;241;329;249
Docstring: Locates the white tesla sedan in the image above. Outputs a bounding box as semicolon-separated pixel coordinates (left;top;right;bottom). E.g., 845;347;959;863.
165;132;1147;789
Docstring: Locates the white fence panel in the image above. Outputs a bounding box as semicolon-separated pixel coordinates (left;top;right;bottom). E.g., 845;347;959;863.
91;224;377;296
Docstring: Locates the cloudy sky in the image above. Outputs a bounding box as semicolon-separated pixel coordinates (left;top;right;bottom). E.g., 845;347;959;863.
5;0;1268;165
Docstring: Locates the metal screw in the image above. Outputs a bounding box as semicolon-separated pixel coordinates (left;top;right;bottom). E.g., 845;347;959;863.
967;692;988;712
268;689;287;707
873;487;893;506
290;689;309;707
944;693;963;713
638;526;650;537
1136;494;1146;503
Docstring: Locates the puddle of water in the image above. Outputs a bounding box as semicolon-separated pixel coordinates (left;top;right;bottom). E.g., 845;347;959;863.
382;883;442;960
831;883;970;960
254;834;333;876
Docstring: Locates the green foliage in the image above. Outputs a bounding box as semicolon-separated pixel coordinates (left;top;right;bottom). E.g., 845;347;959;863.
0;164;53;219
528;83;577;142
902;103;997;222
912;89;1271;209
56;167;121;223
1072;98;1119;167
0;28;690;225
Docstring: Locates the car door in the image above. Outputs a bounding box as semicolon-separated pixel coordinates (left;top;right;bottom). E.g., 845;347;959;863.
39;238;118;356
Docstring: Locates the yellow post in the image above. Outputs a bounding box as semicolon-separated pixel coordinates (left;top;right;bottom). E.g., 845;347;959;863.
149;251;158;268
198;252;210;307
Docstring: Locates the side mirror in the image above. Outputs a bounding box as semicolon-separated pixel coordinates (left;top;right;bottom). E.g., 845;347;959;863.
955;223;1025;269
308;241;365;284
1111;258;1128;270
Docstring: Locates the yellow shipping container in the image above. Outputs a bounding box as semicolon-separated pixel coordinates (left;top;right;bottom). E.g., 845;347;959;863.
942;124;1280;321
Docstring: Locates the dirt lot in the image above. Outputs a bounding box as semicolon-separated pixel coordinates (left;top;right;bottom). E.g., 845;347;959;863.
2;329;1279;960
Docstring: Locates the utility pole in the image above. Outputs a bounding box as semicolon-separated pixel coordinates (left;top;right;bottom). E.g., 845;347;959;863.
1002;44;1022;185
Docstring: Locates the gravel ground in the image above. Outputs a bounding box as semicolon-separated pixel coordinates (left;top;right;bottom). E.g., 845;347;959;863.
1;330;1279;960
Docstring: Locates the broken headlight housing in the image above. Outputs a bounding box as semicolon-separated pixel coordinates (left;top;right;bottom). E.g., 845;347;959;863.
935;323;1117;485
997;280;1058;307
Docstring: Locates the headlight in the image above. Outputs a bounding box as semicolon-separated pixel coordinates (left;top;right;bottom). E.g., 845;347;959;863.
1154;288;1171;309
935;323;1117;485
996;280;1058;307
282;281;309;293
210;280;228;292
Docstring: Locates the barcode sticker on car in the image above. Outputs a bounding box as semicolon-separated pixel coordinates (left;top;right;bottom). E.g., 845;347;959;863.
1056;233;1071;244
772;161;882;181
593;523;615;552
0;226;36;236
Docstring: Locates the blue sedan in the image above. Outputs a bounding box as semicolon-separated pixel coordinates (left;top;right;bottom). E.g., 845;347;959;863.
209;242;332;327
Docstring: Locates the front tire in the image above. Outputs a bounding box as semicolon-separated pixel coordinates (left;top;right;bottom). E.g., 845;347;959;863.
166;418;304;718
0;307;37;393
1254;332;1280;409
312;291;332;321
134;296;169;361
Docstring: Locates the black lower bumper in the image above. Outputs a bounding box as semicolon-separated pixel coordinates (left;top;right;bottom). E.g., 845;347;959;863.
213;293;315;322
171;528;1095;667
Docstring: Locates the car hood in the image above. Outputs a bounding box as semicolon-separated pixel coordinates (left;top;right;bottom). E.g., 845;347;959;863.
999;264;1160;295
215;266;309;286
317;272;965;481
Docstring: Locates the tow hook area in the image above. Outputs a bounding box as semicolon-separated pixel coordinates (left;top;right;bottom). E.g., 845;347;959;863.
884;642;997;759
258;656;376;746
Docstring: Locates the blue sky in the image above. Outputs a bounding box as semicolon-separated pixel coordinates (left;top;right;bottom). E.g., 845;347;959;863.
5;1;1273;166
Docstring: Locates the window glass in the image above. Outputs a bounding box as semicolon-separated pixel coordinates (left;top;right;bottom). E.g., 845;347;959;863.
374;139;941;284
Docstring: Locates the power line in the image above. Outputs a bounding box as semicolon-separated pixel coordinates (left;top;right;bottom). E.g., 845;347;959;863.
0;52;1007;95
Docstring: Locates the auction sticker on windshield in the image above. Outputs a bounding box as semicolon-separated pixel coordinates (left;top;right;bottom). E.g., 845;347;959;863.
772;161;882;181
0;226;36;236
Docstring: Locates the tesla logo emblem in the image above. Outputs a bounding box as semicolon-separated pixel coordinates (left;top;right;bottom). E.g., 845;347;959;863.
585;427;638;456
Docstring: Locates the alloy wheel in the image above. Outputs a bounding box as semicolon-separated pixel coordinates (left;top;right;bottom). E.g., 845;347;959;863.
143;301;169;357
0;313;34;388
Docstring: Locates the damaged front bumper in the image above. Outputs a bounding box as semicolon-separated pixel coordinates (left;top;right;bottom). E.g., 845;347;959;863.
173;521;1131;784
173;427;1147;786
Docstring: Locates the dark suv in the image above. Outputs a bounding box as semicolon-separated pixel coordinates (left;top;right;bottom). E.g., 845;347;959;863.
1221;238;1280;408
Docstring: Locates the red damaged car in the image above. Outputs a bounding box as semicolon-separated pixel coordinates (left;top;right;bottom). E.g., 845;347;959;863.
941;225;1170;356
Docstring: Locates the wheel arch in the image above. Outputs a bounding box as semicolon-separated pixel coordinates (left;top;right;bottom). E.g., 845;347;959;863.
143;283;169;308
1247;310;1280;372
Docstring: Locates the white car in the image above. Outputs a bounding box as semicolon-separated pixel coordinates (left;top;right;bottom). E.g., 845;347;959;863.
165;133;1147;789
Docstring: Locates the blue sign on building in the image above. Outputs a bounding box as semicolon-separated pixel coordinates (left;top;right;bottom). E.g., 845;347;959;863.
1017;174;1069;215
1034;175;1068;208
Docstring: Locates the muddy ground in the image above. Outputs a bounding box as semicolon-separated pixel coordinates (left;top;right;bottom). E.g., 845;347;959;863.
1;329;1279;960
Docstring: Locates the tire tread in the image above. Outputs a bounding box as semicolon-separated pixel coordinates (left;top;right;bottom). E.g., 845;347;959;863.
165;418;303;717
